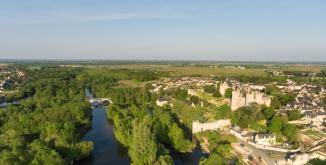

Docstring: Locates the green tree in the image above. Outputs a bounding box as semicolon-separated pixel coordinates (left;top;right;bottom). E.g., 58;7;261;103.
278;93;296;106
190;95;200;105
262;106;275;120
308;158;326;165
287;110;302;121
175;89;188;101
129;119;158;165
204;85;217;94
231;105;260;128
224;88;232;98
271;97;282;109
168;124;193;153
214;104;231;120
265;85;279;95
156;155;174;165
29;140;65;165
268;115;287;134
213;91;222;97
283;124;298;142
199;153;225;165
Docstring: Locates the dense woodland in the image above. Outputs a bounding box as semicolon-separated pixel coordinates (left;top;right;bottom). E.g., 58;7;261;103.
0;67;93;164
107;104;194;165
81;69;167;98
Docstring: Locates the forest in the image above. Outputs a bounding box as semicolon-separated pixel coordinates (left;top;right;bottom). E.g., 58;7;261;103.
0;67;93;164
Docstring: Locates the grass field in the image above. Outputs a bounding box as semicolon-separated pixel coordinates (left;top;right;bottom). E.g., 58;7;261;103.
266;64;326;72
160;66;268;77
116;79;153;88
75;63;326;77
85;68;130;79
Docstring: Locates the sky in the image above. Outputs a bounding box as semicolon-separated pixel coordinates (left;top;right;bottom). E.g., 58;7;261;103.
0;0;325;61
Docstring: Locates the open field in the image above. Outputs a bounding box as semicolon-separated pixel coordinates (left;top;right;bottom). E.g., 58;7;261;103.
160;66;267;77
70;64;269;77
53;63;326;77
84;68;130;79
266;64;326;72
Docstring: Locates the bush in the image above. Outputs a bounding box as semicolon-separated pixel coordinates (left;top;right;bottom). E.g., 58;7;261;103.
224;88;232;98
213;91;222;97
287;110;302;121
204;85;217;94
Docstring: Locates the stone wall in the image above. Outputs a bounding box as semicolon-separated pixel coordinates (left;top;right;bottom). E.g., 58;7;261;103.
192;119;231;134
231;90;271;111
219;82;230;96
231;90;246;111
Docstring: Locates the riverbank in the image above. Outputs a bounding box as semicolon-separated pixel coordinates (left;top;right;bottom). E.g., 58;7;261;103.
82;89;205;165
79;106;130;165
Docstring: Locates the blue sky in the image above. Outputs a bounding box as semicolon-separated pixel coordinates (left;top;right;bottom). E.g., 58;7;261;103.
0;0;325;61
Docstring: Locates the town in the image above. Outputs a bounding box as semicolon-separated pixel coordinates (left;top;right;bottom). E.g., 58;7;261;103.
0;65;26;107
150;71;326;165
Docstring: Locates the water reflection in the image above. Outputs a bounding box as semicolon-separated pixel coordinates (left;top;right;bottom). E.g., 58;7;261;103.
80;106;130;165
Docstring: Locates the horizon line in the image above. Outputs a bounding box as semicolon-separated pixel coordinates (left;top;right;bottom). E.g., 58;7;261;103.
1;59;326;65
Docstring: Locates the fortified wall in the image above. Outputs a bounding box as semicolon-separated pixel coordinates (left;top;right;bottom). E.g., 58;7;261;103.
219;81;233;96
192;119;231;134
231;89;271;111
219;80;271;111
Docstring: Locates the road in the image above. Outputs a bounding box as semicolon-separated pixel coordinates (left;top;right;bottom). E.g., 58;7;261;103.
232;140;279;165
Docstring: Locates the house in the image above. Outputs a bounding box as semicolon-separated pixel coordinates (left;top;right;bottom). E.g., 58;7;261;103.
156;98;168;107
242;132;255;141
254;133;276;146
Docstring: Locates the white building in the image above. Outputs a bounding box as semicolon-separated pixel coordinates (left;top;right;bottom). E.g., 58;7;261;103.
254;133;276;146
156;98;168;107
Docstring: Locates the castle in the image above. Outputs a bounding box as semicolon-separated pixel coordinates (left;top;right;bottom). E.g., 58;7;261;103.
231;89;271;111
220;80;271;111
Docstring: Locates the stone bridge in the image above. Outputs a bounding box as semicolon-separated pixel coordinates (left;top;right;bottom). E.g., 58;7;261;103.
89;98;111;107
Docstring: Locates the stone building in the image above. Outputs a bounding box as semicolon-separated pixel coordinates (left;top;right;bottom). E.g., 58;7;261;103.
231;88;271;111
219;79;271;111
254;133;276;146
219;80;233;96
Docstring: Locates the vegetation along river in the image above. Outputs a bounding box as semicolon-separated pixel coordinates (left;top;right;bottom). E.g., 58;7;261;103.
81;89;203;165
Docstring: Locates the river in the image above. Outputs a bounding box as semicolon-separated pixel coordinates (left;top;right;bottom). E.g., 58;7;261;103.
81;89;203;165
80;106;130;165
